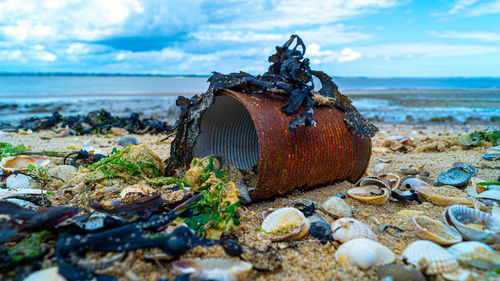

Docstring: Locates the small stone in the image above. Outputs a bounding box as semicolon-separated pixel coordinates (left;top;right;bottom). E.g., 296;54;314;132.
307;215;332;243
117;136;139;146
18;129;33;135
293;199;318;217
48;165;78;182
483;146;500;161
110;127;129;136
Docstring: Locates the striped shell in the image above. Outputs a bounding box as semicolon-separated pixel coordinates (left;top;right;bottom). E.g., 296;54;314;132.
347;185;390;205
447;241;500;270
443;205;500;244
172;258;252;281
260;207;310;242
475;189;500;206
412;215;462;245
335;238;395;269
414;185;474;207
331;218;377;243
0;155;50;172
401;240;458;275
321;196;352;218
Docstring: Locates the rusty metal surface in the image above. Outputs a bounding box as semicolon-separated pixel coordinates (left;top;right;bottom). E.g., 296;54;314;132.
220;89;372;200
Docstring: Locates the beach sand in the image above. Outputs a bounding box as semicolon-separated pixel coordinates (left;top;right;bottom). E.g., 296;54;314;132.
1;123;498;280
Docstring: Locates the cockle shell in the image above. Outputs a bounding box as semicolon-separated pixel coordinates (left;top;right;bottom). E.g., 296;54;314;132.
443;205;500;244
348;178;391;205
260;207;310;242
24;267;66;281
335;238;395;269
411;215;462;245
447;241;500;270
401;240;458;275
475;189;500;206
6;174;36;189
321;196;352;218
172;258;252;281
378;173;401;191
0;155;50;172
331;218;377;243
414;185;474;207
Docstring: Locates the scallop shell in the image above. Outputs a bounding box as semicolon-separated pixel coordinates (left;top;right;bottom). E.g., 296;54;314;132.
24;267;66;281
347;185;390;205
414;185;474;207
475;189;500;206
447;241;500;270
331;218;377;243
401;240;458;275
6;174;36;189
443;205;500;244
260;207;310;242
0;155;50;172
321;196;352;218
172;258;252;281
335;238;395;269
412;215;462;245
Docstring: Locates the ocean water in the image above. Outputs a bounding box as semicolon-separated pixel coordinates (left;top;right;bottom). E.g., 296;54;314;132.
0;75;499;124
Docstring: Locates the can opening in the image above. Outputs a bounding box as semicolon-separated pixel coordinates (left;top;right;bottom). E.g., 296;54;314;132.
193;95;260;170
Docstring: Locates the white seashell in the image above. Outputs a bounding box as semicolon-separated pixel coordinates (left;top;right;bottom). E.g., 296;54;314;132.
321;196;352;218
4;198;39;211
415;185;474;207
492;202;500;220
23;267;66;281
441;268;481;281
172;258;252;281
443;205;500;244
447;241;500;270
331;218;377;243
475;189;500;206
82;138;97;153
6;174;36;189
347;185;390;205
260;207;310;242
0;188;46;200
412;215;462;245
335;238;395;269
401;240;458;275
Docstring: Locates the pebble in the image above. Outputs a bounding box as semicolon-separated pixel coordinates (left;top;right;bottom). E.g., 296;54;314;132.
117;136;139;146
110;127;129;136
48;165;77;182
307;215;332;243
293;199;318;217
483;145;500;161
6;174;36;189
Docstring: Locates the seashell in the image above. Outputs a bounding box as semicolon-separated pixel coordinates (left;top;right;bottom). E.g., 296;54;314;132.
401;240;458;274
475;189;500;206
378;157;392;163
348;178;391;205
443;205;500;244
260;207;310;242
172;258;252;281
386;135;411;142
376;264;426;281
400;177;429;190
321;196;352;218
373;163;392;175
117;136;139;146
414;185;474;207
119;184;155;199
6;174;36;189
48;165;77;183
331;218;377;243
0;155;50;172
396;209;424;218
110;127;128;136
24;267;66;281
447;241;500;270
401;167;420;175
82;138;97;153
3;198;40;211
0;188;46;200
483;145;500;161
335;238;395;269
437;167;474;189
261;208;276;220
441;268;481;281
378;173;401;191
411;215;462;245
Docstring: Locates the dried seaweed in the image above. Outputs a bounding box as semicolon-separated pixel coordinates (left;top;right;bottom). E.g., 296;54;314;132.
165;35;377;174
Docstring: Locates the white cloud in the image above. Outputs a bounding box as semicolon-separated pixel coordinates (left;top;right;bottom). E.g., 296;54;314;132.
447;0;479;14
358;42;500;58
338;48;362;62
430;30;500;41
435;0;500;17
466;0;500;16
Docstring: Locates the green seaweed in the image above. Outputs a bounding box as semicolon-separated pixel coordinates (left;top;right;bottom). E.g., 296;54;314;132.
0;142;28;161
457;127;500;147
8;231;51;261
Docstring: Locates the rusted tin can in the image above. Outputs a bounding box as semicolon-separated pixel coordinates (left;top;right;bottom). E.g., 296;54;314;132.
192;89;372;200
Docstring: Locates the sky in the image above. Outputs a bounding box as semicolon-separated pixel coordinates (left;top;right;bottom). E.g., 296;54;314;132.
0;0;499;77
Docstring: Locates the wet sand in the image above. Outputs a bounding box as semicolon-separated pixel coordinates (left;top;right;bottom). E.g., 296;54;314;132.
1;123;499;280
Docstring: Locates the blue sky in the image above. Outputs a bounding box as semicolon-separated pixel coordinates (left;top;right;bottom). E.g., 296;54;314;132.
0;0;499;77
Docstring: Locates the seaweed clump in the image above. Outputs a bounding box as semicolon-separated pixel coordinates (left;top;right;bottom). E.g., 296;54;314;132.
165;34;378;175
457;127;500;147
